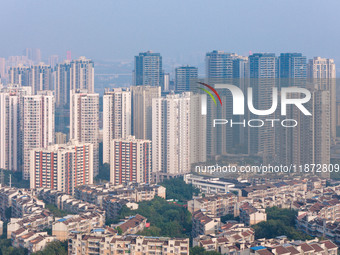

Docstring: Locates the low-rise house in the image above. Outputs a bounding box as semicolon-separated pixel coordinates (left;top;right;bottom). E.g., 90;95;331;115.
68;233;190;255
239;202;267;226
0;186;21;220
11;194;45;218
194;222;254;253
192;210;222;237
114;214;147;235
52;211;105;240
75;183;166;207
7;209;53;238
11;229;56;253
103;197;138;220
188;193;237;217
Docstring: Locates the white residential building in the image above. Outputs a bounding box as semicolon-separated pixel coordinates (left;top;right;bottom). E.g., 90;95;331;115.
23;91;55;180
103;88;131;164
70;90;99;176
0;84;31;172
152;92;205;181
131;85;161;140
152;93;191;180
70;57;94;93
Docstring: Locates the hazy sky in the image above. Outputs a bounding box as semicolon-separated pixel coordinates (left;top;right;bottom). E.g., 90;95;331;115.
1;0;340;67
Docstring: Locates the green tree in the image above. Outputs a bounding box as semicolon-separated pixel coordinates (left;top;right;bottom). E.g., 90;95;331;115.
116;227;123;235
252;207;313;240
107;197;192;237
0;239;28;255
32;241;68;255
220;214;239;223
159;177;200;202
45;204;70;217
95;163;110;182
190;246;221;255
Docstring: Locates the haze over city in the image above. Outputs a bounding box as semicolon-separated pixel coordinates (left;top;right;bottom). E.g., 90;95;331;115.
1;1;340;254
1;0;340;72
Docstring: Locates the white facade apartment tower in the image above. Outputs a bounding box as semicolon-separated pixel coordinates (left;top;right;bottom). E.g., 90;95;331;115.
70;90;99;176
0;84;32;172
131;86;161;140
103;88;131;164
110;136;151;185
23;90;55;180
30;141;94;195
152;93;191;180
70;57;94;93
307;57;336;144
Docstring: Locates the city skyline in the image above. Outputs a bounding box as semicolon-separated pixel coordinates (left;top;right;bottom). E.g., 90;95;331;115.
0;0;340;73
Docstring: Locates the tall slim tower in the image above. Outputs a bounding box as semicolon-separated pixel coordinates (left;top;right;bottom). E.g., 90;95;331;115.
0;85;32;172
70;57;95;93
23;91;55;180
103;88;131;164
175;66;198;92
70;90;99;176
53;62;71;107
131;86;161;140
307;57;336;144
133;51;163;87
248;53;277;163
152;93;191;181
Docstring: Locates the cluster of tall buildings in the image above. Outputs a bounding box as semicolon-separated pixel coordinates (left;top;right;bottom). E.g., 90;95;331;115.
0;56;97;191
0;50;337;194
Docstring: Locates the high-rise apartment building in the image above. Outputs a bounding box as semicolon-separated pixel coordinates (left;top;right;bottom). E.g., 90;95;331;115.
29;64;53;94
307;57;336;79
70;57;94;93
206;50;234;81
308;57;336;144
8;66;30;87
48;55;59;67
279;53;307;78
8;64;53;95
23;91;55;180
70;90;99;176
23;48;41;64
131;86;161;140
232;56;248;79
53;62;71;107
0;58;6;80
110;135;151;185
248;53;277;163
103;88;131;164
133;51;163;87
152;93;198;181
30;140;93;195
175;66;198;92
0;84;32;172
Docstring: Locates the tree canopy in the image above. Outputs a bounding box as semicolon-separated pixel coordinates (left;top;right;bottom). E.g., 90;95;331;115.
252;207;313;240
159;177;200;202
108;196;192;237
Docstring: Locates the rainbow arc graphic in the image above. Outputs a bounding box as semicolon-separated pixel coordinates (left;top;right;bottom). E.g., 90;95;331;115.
197;82;222;106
